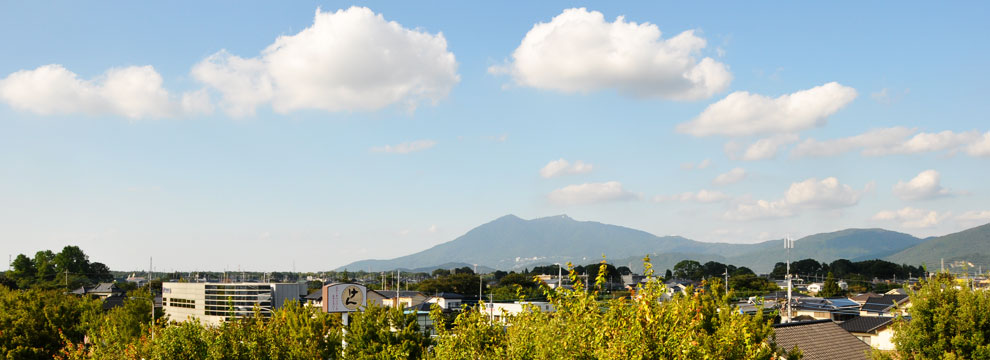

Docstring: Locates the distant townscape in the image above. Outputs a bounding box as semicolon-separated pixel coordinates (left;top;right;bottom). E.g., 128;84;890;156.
3;215;990;358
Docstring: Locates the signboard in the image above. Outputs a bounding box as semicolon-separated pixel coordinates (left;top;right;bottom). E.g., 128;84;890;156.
323;283;367;313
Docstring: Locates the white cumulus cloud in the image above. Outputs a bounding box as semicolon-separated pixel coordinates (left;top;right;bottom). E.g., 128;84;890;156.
193;7;459;116
965;132;990;157
654;189;728;203
793;128;988;158
957;210;990;226
791;127;915;158
892;170;951;201
725;177;869;220
491;8;730;100
712;167;747;186
540;159;594;178
0;64;209;119
873;207;947;228
677;82;858;137
864;130;982;156
548;181;638;205
371;140;436;154
729;134;800;161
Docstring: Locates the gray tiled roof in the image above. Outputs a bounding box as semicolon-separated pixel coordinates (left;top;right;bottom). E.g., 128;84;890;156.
380;290;424;299
773;320;871;360
840;316;895;334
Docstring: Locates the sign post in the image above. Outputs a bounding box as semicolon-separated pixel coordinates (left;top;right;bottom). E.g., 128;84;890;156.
322;283;367;351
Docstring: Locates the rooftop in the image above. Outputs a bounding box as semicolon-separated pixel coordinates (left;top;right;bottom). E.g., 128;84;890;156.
773;320;871;360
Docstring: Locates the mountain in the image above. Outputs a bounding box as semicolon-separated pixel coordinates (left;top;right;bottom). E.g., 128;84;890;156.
725;228;925;273
341;214;719;272
885;222;990;268
339;214;929;273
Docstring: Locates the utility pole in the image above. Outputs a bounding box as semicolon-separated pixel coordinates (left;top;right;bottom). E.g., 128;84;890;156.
475;264;481;304
724;267;729;296
785;235;794;323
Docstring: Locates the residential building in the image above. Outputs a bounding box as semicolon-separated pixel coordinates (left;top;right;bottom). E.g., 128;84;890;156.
426;292;464;310
482;301;554;323
380;290;428;308
840;316;897;350
860;294;909;317
793;297;860;321
162;282;306;326
303;290;323;308
773;319;872;360
806;283;823;295
70;282;124;300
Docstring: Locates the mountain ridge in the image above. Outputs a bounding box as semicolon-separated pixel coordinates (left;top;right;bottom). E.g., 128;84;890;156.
339;214;958;273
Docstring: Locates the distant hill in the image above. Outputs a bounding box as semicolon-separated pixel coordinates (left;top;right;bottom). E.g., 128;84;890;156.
725;228;925;273
885;222;990;268
339;214;930;273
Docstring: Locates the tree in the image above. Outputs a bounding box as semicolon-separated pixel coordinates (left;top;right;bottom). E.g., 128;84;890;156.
672;260;703;281
664;269;673;280
0;286;102;359
877;273;990;359
616;266;632;275
434;259;789;359
819;272;842;298
431;268;451;277
344;305;429;358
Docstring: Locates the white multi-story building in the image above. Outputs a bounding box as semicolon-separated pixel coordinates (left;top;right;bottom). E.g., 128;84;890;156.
162;282;306;326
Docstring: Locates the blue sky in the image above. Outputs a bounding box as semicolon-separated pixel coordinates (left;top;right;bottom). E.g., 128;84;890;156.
1;2;989;271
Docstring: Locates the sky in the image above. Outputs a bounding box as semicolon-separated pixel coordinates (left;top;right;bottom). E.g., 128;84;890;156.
1;2;989;272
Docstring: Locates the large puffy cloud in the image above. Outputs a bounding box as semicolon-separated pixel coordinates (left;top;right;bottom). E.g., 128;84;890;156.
193;7;459;116
793;128;985;157
678;82;857;137
0;64;209;119
725;177;869;220
491;8;730;100
892;170;950;201
548;181;638;205
873;207;947;228
540;159;593;178
370;140;436;154
712;167;747;186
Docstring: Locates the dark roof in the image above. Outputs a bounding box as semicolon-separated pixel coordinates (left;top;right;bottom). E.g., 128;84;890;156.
861;294;909;313
848;293;879;303
101;294;126;311
304;291;322;300
773;320;871;360
69;283;123;296
840;316;895;334
380;290;424;299
431;292;463;299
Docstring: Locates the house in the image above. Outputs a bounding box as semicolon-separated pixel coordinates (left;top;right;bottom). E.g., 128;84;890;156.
405;302;438;336
380;290;428;308
806;283;823;295
481;301;554;323
773;319;872;359
70;282;124;300
303;290;323;307
792;297;860;321
840;316;897;350
621;273;647;288
125;273;147;287
426;292;464;310
848;292;880;306
860;294;909;317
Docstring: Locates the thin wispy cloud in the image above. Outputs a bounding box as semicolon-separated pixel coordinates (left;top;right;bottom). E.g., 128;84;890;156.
371;140;437;154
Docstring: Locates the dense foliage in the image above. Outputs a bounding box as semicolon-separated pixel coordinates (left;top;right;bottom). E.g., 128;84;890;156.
873;273;990;359
432;259;787;359
7;246;113;290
